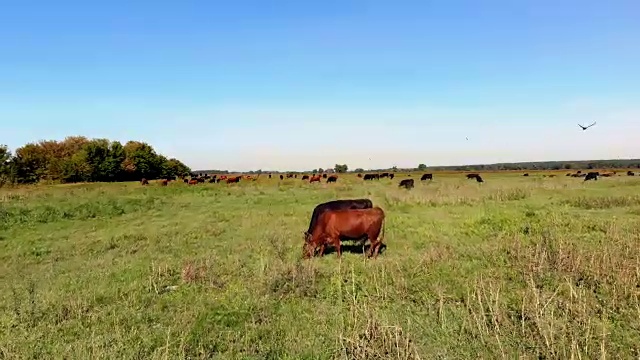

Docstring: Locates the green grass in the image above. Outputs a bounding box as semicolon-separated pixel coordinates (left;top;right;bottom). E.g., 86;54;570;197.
1;173;640;359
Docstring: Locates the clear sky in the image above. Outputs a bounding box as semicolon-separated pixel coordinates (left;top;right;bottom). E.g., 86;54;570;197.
1;0;639;171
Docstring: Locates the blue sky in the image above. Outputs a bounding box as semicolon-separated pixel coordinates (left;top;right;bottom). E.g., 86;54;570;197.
1;0;639;171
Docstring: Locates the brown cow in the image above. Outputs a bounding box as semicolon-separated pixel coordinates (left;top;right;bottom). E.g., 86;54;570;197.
160;179;168;186
309;175;321;183
226;176;241;184
326;175;338;183
188;179;198;185
303;207;385;259
141;178;149;185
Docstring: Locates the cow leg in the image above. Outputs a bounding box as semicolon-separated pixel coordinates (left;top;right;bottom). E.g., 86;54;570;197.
372;241;382;258
367;228;383;258
331;237;341;258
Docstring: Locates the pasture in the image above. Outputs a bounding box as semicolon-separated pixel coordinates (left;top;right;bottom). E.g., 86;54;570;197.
1;172;640;359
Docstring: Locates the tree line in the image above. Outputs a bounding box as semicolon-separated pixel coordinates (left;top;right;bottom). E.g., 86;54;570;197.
198;160;640;176
418;159;640;172
0;137;191;186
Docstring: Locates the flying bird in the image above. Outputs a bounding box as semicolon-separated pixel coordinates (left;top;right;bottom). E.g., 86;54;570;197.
578;122;596;131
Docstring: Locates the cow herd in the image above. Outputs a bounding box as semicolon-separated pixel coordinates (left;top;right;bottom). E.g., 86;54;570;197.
141;171;442;188
138;170;638;261
140;169;636;188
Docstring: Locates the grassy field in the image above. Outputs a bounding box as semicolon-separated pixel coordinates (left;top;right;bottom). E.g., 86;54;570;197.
1;172;640;359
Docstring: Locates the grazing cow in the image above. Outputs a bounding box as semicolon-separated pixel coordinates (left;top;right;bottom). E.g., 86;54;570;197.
188;179;198;185
584;172;598;181
302;175;310;180
269;174;272;179
420;173;433;181
399;179;414;189
363;174;374;180
566;173;572;176
197;177;205;183
183;178;189;183
160;179;168;186
389;174;394;179
208;178;216;183
216;178;221;183
303;207;386;259
523;173;529;177
627;171;635;176
327;175;338;183
380;172;389;178
141;178;149;185
322;173;327;179
294;174;298;178
466;173;480;180
357;173;363;178
219;175;228;180
304;199;373;243
280;174;284;180
309;175;322;183
226;176;241;184
475;175;484;183
287;174;294;179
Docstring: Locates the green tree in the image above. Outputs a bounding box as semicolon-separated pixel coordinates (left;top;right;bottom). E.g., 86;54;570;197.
334;164;348;173
123;141;160;180
417;164;427;171
0;145;16;187
318;167;324;173
61;151;91;183
14;143;48;183
354;168;364;173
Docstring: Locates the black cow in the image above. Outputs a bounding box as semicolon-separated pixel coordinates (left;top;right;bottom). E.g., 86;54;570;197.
302;175;310;180
322;174;328;179
280;175;284;180
627;171;635;176
466;173;480;180
584;172;598;181
399;179;414;189
523;173;529;177
420;173;433;181
380;172;389;178
304;199;374;243
475;175;484;183
327;175;338;183
389;174;394;179
269;174;272;179
363;174;374;180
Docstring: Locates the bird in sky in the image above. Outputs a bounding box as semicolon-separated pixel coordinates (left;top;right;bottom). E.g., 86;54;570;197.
578;122;596;131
